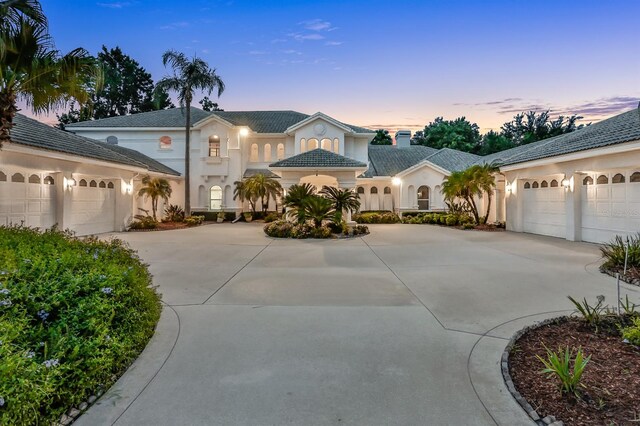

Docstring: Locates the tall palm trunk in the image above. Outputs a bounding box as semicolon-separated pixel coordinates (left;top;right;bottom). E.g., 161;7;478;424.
483;192;492;225
184;101;191;216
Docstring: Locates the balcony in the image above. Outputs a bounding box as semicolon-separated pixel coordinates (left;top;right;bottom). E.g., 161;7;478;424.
200;156;230;177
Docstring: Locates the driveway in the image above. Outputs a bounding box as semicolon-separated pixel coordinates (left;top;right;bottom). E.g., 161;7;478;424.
77;224;640;426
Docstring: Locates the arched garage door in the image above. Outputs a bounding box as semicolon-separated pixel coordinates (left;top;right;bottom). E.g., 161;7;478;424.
523;180;566;238
70;179;116;235
0;171;56;229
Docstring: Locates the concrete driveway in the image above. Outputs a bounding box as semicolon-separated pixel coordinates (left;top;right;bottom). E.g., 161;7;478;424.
77;224;640;426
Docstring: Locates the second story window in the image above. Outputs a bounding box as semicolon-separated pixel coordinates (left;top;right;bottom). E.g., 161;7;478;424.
209;135;220;157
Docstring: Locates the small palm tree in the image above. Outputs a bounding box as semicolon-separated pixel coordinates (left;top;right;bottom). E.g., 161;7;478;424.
137;175;173;220
302;196;335;229
155;50;224;215
319;186;360;223
244;173;282;214
283;183;315;224
442;170;480;224
470;163;498;224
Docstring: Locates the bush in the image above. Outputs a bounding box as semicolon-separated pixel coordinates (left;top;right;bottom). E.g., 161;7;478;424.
263;220;294;238
263;212;280;223
621;316;640;346
310;226;332;239
600;233;640;273
184;215;204;226
445;215;458;226
129;216;157;230
0;226;160;425
163;204;185;222
463;223;475;230
352;224;370;235
536;345;591;396
353;211;400;224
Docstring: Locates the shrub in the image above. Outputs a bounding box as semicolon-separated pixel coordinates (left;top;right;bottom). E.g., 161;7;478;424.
264;212;280;223
309;226;332;239
600;233;640;274
0;226;160;425
568;295;608;332
536;345;591;396
621;316;640;346
463;223;475;230
353;211;400;224
445;215;458;226
263;220;293;238
291;223;314;239
129;216;157;230
163;204;185;222
184;215;204;226
352;224;370;235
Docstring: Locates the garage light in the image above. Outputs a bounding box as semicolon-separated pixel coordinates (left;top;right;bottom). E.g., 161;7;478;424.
505;182;512;193
66;178;76;189
392;177;402;186
562;177;573;192
239;128;249;137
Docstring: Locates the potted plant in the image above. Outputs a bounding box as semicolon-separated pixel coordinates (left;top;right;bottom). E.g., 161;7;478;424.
217;212;225;223
243;212;253;222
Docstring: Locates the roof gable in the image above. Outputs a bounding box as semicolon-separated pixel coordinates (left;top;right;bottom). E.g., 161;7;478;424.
269;148;367;168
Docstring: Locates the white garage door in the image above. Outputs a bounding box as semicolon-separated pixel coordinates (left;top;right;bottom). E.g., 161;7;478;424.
581;172;640;243
70;179;116;235
523;179;566;238
0;172;57;229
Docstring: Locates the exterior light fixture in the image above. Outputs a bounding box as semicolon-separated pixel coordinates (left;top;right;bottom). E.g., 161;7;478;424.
392;177;402;186
562;178;571;188
66;178;76;189
505;181;512;193
239;128;249;137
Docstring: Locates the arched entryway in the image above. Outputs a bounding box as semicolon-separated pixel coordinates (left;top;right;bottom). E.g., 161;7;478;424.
417;185;430;210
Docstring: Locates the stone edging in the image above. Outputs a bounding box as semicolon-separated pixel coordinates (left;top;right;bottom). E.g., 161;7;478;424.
501;315;569;426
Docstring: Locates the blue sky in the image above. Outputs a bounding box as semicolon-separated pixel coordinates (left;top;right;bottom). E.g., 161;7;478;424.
38;0;640;132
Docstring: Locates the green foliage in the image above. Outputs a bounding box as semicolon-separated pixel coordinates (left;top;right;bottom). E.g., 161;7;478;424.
600;233;640;273
263;220;294;238
536;345;591;396
353;211;400;224
263;212;280;223
441;163;498;225
445;215;458;226
319;186;360;223
217;211;226;221
370;129;393;145
198;95;223;111
477;130;514;155
568;295;607;331
263;220;366;239
621;316;640;346
351;224;370;235
283;183;316;224
501;110;585;146
412;116;481;153
184;215;204;226
619;295;638;316
235;174;283;214
163;204;184;222
0;226;160;424
137;175;172;221
129;216;158;230
302;196;335;228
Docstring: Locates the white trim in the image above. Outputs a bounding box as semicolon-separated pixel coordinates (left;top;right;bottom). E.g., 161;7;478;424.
67;127;185;132
269;166;367;172
396;159;451;177
285;112;356;135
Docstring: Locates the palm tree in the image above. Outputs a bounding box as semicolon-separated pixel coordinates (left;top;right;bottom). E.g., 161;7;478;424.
244;173;282;214
137;175;173;221
442;170;480;224
283;183;315;224
0;14;99;147
302;196;335;229
155;50;224;216
470;163;498;224
319;186;360;223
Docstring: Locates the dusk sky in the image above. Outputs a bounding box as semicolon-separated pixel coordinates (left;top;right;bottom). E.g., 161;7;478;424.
37;0;640;133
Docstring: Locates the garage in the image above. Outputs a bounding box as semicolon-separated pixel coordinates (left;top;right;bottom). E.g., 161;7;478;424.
70;179;117;235
581;171;640;243
0;171;57;229
523;178;566;238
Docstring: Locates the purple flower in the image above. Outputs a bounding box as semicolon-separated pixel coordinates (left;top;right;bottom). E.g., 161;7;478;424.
0;396;4;407
26;351;35;359
0;299;11;307
42;359;59;368
101;287;113;295
98;274;107;280
37;310;49;321
0;289;9;295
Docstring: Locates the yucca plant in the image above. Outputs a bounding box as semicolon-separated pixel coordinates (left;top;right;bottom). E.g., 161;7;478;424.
537;345;591;397
600;233;640;274
568;295;607;332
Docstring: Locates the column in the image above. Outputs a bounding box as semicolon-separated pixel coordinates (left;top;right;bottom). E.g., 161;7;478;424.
565;173;582;242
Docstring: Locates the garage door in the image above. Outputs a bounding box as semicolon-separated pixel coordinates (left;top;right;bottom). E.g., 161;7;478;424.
0;171;57;229
70;179;116;235
581;172;640;243
523;179;566;238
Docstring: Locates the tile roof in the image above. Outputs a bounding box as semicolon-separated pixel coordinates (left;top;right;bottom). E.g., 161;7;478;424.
8;114;180;176
243;168;280;178
363;145;439;177
269;148;367;168
423;148;481;172
68;107;373;134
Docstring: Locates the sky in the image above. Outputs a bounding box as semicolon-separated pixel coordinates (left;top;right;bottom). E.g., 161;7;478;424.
32;0;640;133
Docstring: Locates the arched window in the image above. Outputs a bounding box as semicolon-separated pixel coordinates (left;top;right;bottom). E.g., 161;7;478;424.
370;187;378;194
28;174;40;184
524;182;531;189
541;180;548;188
357;186;365;194
11;173;24;183
99;181;106;188
107;182;114;189
264;143;272;162
612;173;625;184
550;179;559;187
250;143;259;162
44;176;54;185
532;181;539;188
79;179;87;187
209;135;220;157
0;171;6;182
300;138;307;153
106;135;118;145
277;143;285;160
417;186;430;210
321;138;331;151
583;176;593;185
333;138;340;153
631;172;640;183
159;136;172;150
384;186;391;194
89;180;97;187
307;138;318;150
210;185;223;210
597;174;608;184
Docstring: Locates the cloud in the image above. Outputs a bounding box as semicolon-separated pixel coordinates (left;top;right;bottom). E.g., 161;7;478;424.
271;38;287;43
248;50;268;55
325;41;343;46
159;21;190;30
97;1;131;8
282;49;302;55
563;96;639;118
299;19;337;32
288;32;325;41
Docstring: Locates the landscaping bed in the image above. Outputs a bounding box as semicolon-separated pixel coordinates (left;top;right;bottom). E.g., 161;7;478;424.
508;313;640;425
0;226;161;425
599;233;640;286
264;220;369;239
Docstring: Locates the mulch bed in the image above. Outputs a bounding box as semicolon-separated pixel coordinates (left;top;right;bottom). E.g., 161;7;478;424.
509;317;640;425
601;265;640;287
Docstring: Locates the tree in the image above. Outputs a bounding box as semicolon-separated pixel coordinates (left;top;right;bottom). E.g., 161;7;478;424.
441;164;498;225
412;117;481;153
470;163;498;224
302;196;335;228
319;186;360;223
155;50;225;216
243;173;282;214
137;175;173;221
500;110;584;145
477;130;514;155
370;129;392;145
233;180;257;214
283;183;316;224
199;96;223;111
0;6;99;146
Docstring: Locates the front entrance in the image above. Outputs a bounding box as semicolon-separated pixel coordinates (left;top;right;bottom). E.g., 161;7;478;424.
299;175;339;192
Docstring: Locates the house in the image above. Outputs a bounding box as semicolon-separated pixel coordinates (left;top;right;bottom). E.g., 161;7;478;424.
0;114;183;236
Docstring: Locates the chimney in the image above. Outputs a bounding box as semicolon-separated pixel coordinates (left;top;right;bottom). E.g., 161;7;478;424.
395;130;411;148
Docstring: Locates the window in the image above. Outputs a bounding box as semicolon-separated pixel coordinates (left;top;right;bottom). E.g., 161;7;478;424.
417;185;430;210
541;180;548;188
209;135;220;157
0;171;5;182
44;176;54;185
307;138;318;150
532;181;539;188
210;185;223;210
107;182;114;189
277;143;285;160
550;179;559;187
384;186;391;194
597;174;608;184
300;138;307;153
79;179;87;187
583;176;593;185
321;138;331;151
524;182;531;189
370;187;378;194
612;173;625;184
106;135;118;145
99;181;106;188
11;173;24;183
631;172;640;183
250;143;259;162
357;186;365;194
90;180;97;187
264;143;272;162
160;136;172;150
28;174;40;184
333;138;339;153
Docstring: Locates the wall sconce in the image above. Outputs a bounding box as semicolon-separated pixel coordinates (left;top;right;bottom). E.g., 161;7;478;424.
562;176;573;191
239;128;249;137
66;178;76;189
392;177;402;186
125;183;133;194
505;181;512;193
